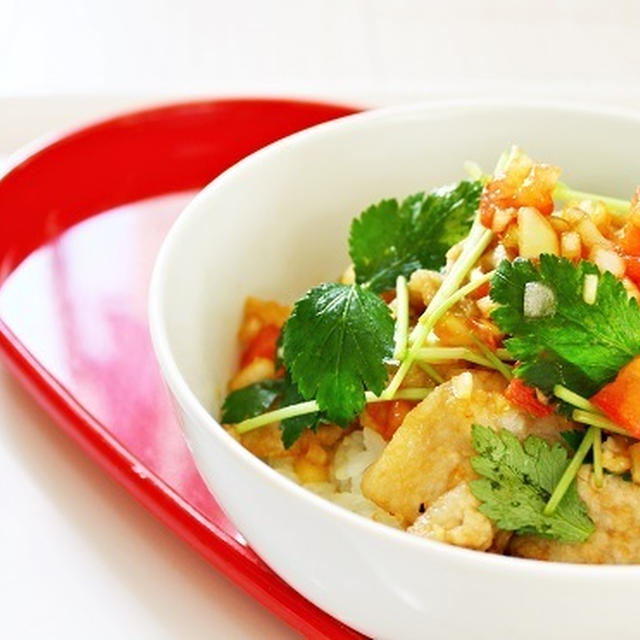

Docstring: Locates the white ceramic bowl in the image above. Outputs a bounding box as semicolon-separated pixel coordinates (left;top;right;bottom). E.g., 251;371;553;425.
149;101;640;640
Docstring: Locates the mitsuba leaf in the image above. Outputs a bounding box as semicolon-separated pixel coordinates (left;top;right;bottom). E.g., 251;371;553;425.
282;282;394;425
221;379;285;423
221;374;325;449
280;373;323;449
349;181;482;293
469;425;594;543
490;255;640;396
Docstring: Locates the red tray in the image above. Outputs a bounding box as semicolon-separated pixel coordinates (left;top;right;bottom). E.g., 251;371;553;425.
0;98;366;639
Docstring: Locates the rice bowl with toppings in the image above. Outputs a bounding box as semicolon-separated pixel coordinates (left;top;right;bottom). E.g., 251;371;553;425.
149;101;640;639
223;145;640;563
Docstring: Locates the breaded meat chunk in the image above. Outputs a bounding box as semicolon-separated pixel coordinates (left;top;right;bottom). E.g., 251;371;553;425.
509;466;640;564
362;371;569;525
408;482;495;551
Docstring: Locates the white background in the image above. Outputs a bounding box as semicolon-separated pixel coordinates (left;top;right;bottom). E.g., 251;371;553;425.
2;1;640;638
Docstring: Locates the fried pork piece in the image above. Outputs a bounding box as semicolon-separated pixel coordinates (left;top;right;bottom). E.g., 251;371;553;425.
408;483;495;551
361;371;570;525
509;466;640;564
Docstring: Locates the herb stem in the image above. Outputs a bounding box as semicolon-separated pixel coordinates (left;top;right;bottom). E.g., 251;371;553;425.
464;155;630;216
413;346;494;369
234;387;432;434
409;270;496;347
544;426;595;516
554;181;630;217
571;409;630;437
416;361;445;384
388;388;433;401
409;248;494;346
554;385;633;437
382;224;494;398
393;275;409;360
553;385;598;412
593;427;604;488
235;400;319;433
469;334;513;381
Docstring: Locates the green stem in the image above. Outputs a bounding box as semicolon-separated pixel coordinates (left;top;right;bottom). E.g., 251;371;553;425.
413;346;494;369
234;387;432;435
415;361;445;384
554;181;630;217
553;385;598;412
235;400;319;434
593;427;604;488
571;409;630;437
464;158;630;216
393;275;409;361
388;388;434;401
409;270;495;347
382;224;494;398
544;426;596;515
469;334;513;381
409;246;494;346
554;385;634;437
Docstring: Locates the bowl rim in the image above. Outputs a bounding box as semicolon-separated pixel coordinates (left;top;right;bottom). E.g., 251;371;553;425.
149;97;640;579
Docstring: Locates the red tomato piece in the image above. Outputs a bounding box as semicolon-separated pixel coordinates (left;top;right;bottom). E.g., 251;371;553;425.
240;324;280;367
591;356;640;438
467;317;501;351
365;400;414;440
468;280;490;300
379;290;396;304
624;255;640;286
620;223;640;257
504;378;553;418
479;205;495;230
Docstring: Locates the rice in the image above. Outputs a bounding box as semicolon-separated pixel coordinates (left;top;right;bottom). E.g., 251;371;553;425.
270;428;400;527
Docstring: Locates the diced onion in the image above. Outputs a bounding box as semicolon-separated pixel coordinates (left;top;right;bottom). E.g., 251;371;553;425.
560;231;581;261
451;371;473;399
523;281;557;318
590;246;626;278
582;274;599;305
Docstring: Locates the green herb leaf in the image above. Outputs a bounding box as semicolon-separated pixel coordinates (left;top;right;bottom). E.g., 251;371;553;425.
490;255;640;396
349;181;482;293
221;375;324;448
469;425;594;543
282;282;394;425
274;328;285;369
279;373;322;449
221;379;285;423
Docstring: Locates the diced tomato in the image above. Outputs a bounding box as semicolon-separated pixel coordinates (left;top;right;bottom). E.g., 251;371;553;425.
468;280;490;300
479;161;558;233
591;356;640;438
240;324;280;367
379;290;396;304
624;255;640;286
620;223;640;257
504;378;553;418
365;400;414;440
467;317;501;350
479;205;495;230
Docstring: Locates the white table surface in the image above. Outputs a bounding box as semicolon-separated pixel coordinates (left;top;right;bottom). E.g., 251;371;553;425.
2;1;640;638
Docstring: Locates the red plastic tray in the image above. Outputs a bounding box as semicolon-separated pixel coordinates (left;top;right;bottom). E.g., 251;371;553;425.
0;98;366;639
